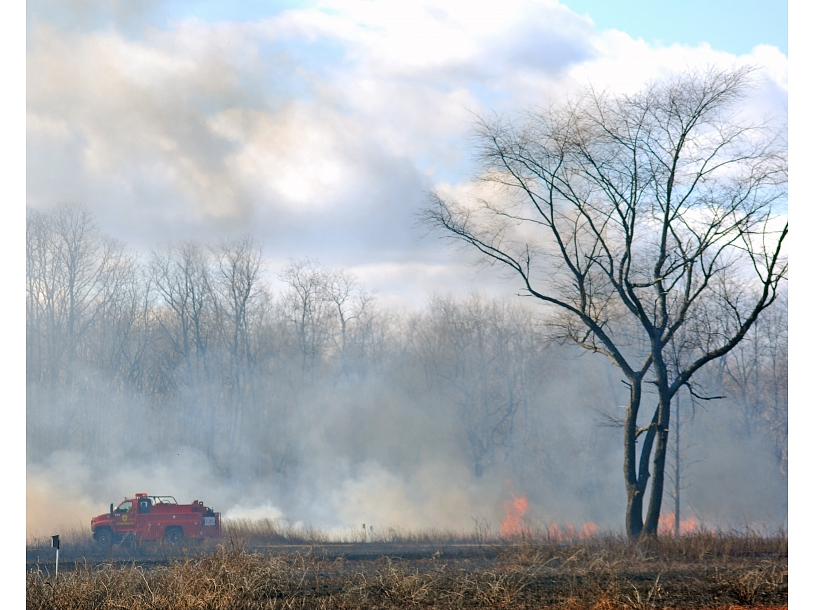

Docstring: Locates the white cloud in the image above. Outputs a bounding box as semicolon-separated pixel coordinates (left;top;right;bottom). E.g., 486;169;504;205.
26;0;787;286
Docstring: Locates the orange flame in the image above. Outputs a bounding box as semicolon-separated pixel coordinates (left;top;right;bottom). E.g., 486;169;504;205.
545;522;599;541
501;495;529;537
658;512;699;536
580;522;598;538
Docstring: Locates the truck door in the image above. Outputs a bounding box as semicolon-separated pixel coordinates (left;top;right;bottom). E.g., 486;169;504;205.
136;497;155;540
114;500;136;536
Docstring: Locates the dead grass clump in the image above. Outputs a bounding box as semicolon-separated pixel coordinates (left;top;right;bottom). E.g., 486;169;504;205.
28;561;149;610
468;565;541;608
367;557;441;606
26;528;788;609
715;561;788;606
639;528;788;562
26;548;319;610
152;548;285;606
616;574;664;610
222;517;356;546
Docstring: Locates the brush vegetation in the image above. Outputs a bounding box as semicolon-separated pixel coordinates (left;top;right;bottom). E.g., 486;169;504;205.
27;524;786;609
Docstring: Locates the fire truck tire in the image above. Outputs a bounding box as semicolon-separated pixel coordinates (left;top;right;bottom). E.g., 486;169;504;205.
95;528;113;549
165;527;184;545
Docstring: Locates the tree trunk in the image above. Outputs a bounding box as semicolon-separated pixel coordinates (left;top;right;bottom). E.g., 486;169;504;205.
624;379;644;538
643;354;672;535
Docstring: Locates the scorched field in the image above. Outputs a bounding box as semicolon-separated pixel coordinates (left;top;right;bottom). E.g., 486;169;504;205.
26;521;787;610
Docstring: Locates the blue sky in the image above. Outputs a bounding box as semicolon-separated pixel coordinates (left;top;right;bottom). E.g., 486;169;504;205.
29;0;788;55
561;0;787;56
62;0;789;56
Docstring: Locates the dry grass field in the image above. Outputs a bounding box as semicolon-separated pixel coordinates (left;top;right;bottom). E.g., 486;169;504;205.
26;522;787;609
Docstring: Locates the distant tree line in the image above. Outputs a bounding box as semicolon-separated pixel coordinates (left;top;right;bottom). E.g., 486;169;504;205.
26;203;786;522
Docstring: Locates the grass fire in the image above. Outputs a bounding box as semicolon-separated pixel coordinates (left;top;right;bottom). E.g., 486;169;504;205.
501;494;529;538
26;520;787;609
25;3;789;607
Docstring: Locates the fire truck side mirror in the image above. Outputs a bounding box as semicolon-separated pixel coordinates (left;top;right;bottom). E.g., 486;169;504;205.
110;503;114;518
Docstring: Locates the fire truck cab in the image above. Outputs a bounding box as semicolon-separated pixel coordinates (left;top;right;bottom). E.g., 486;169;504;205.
91;493;221;548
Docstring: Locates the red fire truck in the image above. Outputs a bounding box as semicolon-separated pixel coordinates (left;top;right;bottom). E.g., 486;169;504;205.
90;493;222;547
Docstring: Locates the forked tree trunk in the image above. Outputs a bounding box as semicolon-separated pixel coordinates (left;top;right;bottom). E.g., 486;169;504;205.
623;379;654;539
644;403;670;536
643;351;673;536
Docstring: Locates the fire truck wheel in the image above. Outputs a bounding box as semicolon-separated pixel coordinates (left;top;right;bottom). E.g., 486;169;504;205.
165;527;184;545
96;528;113;549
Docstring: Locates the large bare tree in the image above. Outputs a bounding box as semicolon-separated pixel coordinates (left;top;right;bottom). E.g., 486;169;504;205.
423;67;787;538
